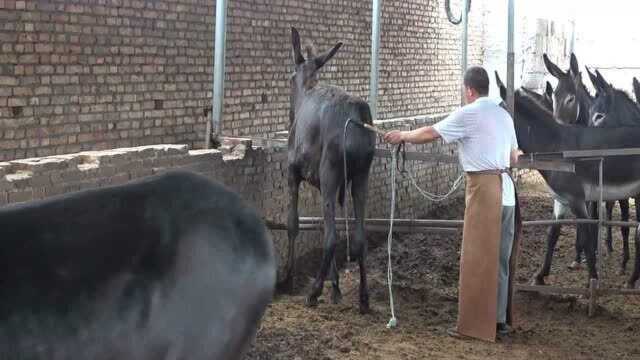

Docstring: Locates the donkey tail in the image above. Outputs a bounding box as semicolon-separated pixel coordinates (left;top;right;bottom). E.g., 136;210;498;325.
338;182;346;208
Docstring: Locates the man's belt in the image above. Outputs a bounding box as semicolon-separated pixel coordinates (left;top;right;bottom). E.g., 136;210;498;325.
466;169;510;175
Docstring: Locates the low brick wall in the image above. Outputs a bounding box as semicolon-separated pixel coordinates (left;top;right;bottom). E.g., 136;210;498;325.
0;115;464;279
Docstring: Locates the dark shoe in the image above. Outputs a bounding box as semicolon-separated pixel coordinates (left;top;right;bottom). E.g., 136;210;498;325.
496;322;511;336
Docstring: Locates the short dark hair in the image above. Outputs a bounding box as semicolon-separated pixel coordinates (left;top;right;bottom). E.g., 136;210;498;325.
463;66;489;96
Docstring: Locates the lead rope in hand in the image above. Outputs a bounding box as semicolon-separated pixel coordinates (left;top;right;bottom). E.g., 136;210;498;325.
343;120;352;264
386;143;400;329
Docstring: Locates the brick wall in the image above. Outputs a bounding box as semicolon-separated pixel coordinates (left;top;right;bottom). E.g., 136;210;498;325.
0;0;486;161
0;114;463;279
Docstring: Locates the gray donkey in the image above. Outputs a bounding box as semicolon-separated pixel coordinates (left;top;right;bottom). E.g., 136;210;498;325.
283;27;375;313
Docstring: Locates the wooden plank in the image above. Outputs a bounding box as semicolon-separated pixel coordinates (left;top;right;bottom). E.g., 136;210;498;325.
374;148;458;163
597;287;640;296
515;284;589;296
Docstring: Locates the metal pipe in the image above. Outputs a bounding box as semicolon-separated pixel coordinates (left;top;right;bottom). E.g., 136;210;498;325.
211;0;228;141
369;0;382;120
272;217;640;229
506;0;515;115
570;18;576;55
598;158;605;281
460;0;469;106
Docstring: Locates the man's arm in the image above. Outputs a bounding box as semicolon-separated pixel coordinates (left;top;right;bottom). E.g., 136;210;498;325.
510;148;523;168
383;126;441;145
384;107;466;145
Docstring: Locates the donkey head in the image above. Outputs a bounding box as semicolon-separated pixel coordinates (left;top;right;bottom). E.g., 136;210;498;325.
289;27;342;114
289;27;343;124
543;53;579;123
589;70;640;127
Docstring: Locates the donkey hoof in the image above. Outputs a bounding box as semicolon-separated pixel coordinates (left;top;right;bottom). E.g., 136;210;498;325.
359;296;370;314
627;281;637;290
305;295;319;308
531;276;545;286
359;303;370;315
567;261;582;271
331;290;343;305
277;276;295;294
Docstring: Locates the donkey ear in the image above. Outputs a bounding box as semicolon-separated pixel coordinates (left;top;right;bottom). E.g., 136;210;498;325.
291;27;305;65
314;42;343;70
569;53;580;76
633;77;640;103
494;71;506;100
585;66;600;92
545;81;553;98
595;69;611;91
543;53;565;79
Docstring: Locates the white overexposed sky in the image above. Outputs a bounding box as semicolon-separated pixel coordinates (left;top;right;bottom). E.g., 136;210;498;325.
485;0;640;94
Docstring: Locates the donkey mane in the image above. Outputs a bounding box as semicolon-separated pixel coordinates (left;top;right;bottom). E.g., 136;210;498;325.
515;89;558;128
610;87;640;113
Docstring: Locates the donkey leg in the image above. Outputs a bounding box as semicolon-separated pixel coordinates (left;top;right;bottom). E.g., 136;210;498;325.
536;200;566;284
620;199;631;274
534;224;561;285
306;175;340;307
329;256;342;304
605;201;614;254
575;203;599;283
282;168;301;293
627;226;640;289
351;173;370;314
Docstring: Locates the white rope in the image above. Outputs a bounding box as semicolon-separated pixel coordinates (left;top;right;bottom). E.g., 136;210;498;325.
343;120;352;263
386;148;398;328
405;168;465;202
341;119;463;329
385;145;464;329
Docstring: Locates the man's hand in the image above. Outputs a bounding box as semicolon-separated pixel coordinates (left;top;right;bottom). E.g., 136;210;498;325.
384;130;405;144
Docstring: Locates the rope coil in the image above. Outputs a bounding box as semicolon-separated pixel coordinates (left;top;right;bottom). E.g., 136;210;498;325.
342;121;464;329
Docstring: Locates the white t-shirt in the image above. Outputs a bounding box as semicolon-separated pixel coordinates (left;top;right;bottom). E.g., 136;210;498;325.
432;97;518;206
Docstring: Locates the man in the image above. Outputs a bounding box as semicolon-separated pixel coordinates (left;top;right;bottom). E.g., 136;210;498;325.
384;66;522;342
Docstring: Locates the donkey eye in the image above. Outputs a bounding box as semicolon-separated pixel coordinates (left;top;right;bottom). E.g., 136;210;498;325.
566;96;575;104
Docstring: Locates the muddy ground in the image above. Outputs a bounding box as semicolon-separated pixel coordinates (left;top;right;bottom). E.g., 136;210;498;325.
245;184;640;360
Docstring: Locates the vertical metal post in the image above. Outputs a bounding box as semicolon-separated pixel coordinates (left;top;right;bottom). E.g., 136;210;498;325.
590;157;605;317
506;0;515;116
369;0;382;120
460;0;469;106
569;18;576;55
598;158;605;278
210;0;228;146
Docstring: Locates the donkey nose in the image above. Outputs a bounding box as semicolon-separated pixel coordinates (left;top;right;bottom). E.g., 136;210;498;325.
592;113;605;126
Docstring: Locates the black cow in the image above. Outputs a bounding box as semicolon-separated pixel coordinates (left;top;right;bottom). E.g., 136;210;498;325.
0;170;275;359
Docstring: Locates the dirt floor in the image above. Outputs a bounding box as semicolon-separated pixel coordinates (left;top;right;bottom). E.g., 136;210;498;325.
245;184;640;360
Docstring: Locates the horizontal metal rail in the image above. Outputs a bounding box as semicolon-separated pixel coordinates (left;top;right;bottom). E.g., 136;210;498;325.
271;217;640;230
515;284;640;297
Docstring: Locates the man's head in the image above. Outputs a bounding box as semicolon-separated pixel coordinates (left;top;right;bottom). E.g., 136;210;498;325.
463;66;489;104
